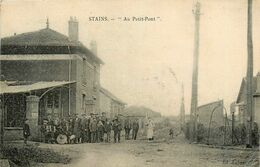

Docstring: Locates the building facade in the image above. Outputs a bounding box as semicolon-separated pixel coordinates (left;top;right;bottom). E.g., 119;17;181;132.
236;73;260;126
99;87;126;119
0;18;104;140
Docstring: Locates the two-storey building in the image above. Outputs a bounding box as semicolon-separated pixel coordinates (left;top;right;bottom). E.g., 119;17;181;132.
0;17;103;140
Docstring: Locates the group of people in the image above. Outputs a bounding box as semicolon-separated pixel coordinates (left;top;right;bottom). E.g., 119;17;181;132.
22;112;156;145
124;117;139;140
39;112;140;144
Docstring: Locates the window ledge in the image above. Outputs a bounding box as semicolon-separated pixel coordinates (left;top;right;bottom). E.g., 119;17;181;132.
253;92;260;97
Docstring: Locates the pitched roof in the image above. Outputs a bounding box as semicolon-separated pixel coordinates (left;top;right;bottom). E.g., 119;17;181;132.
198;100;223;110
1;28;79;46
100;87;126;105
236;74;259;103
1;28;104;64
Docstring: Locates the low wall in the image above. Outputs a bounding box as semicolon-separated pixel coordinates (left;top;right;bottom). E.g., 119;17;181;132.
4;127;23;141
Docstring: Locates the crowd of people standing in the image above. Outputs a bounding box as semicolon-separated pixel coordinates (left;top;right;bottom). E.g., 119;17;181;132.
40;112;140;144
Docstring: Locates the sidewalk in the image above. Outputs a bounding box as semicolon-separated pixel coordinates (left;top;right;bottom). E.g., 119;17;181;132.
195;143;259;152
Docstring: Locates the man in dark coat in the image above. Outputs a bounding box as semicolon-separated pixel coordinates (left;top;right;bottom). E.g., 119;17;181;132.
89;115;97;143
73;114;82;144
132;119;139;140
112;117;122;143
101;112;107;125
104;120;112;142
124;117;132;140
97;119;104;143
80;114;88;143
40;119;49;143
101;112;107;141
23;119;30;144
169;128;174;139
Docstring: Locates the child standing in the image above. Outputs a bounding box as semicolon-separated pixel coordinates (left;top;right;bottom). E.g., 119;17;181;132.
23;119;30;144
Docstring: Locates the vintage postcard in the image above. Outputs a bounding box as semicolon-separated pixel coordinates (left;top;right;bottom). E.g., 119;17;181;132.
0;0;259;166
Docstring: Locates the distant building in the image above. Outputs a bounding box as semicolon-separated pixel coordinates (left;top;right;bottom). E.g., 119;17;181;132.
197;100;224;128
236;73;260;126
99;87;126;119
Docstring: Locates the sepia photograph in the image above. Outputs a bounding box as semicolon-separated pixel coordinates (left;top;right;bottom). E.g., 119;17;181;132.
0;0;259;166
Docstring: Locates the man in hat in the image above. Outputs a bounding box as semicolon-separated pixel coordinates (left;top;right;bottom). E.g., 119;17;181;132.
112;116;122;143
80;113;89;143
47;117;57;144
97;118;104;143
40;119;49;143
23;119;30;144
101;112;107;141
104;120;112;142
132;119;139;140
73;114;82;144
101;112;107;124
89;113;97;143
124;117;132;140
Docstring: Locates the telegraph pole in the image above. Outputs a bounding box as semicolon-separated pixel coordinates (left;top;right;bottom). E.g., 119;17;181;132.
0;0;4;158
190;2;201;142
246;0;254;148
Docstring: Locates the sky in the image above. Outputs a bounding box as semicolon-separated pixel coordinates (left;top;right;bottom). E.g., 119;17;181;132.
1;0;260;116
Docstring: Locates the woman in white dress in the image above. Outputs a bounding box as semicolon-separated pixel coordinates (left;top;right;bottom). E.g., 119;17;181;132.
146;118;154;141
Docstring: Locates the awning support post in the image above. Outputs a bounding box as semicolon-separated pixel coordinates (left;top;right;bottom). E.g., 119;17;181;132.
26;95;40;141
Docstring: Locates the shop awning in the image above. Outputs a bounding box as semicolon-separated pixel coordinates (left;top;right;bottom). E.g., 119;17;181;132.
0;81;76;94
0;54;81;60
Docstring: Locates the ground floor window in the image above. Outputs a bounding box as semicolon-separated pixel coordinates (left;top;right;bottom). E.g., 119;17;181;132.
4;94;26;127
46;91;60;115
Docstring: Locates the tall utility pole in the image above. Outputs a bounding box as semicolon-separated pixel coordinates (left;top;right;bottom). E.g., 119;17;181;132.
180;83;185;130
246;0;254;148
0;1;4;158
190;2;201;142
0;98;3;158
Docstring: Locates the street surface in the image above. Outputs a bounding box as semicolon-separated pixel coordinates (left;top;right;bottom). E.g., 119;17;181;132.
35;135;259;167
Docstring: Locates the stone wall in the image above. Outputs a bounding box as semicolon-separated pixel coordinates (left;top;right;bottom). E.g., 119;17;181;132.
4;128;23;141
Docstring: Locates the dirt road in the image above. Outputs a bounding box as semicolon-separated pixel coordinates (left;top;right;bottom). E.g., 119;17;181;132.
38;137;259;167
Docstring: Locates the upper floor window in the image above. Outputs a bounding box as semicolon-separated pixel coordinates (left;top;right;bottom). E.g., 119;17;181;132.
82;94;86;110
82;58;87;85
93;65;98;91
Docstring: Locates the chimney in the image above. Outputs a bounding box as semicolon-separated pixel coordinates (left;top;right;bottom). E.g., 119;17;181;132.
68;16;79;41
46;17;49;29
90;40;97;56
